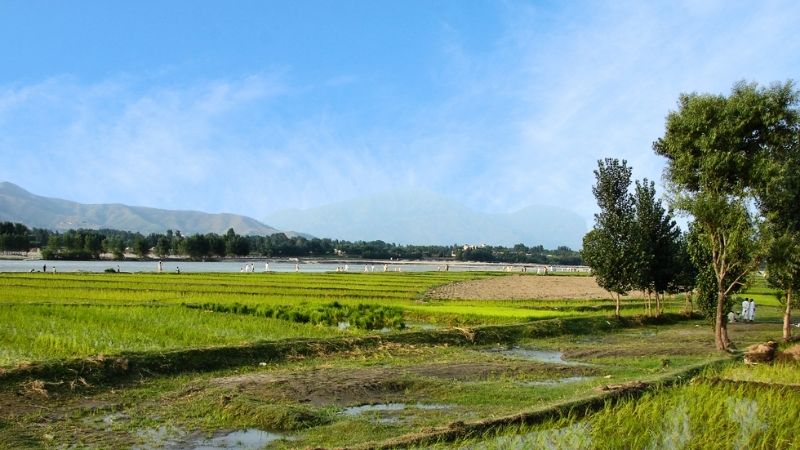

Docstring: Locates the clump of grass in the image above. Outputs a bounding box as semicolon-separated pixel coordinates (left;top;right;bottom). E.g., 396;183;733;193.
183;301;405;330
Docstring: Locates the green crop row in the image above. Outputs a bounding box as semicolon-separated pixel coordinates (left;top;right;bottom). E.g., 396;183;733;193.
184;301;405;330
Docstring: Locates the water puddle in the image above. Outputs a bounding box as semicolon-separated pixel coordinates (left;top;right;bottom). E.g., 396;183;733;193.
475;422;592;449
728;397;766;450
341;402;453;424
134;427;291;449
485;346;591;366
521;376;595;386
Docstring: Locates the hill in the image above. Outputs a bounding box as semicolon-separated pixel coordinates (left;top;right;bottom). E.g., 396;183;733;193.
0;181;286;236
265;190;587;249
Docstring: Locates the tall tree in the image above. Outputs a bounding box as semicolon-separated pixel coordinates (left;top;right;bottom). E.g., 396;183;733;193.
581;158;635;317
630;179;681;316
654;81;797;351
765;230;800;340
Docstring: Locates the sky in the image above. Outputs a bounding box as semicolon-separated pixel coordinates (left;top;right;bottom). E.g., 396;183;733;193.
1;0;799;227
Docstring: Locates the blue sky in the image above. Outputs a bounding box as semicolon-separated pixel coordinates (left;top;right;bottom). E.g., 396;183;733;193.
1;1;798;227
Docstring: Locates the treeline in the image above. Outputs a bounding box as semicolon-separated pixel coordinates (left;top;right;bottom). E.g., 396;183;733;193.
0;221;582;264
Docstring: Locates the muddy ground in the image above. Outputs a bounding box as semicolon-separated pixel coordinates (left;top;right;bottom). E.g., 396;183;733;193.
207;359;596;407
427;274;645;300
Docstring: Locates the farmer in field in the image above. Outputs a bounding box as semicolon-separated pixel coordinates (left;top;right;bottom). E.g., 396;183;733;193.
742;298;749;321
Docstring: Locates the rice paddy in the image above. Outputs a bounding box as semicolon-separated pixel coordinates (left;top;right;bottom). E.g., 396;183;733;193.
0;270;797;448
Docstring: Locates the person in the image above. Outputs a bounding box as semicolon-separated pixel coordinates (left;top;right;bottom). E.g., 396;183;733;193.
52;266;56;273
265;262;269;272
116;265;120;273
43;264;47;272
157;260;163;273
294;263;299;272
176;266;180;274
748;298;756;323
728;310;736;323
742;298;749;322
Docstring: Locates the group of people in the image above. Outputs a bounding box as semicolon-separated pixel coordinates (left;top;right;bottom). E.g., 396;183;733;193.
729;298;757;323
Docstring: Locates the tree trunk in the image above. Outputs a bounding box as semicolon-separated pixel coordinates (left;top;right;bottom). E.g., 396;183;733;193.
714;289;728;351
685;290;693;313
784;288;793;341
615;293;620;318
646;291;652;316
655;291;661;316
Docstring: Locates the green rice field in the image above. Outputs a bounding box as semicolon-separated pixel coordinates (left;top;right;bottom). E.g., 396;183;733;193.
0;270;797;449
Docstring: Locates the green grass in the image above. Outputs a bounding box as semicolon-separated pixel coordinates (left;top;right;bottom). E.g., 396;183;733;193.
442;362;800;450
0;304;347;366
0;272;671;367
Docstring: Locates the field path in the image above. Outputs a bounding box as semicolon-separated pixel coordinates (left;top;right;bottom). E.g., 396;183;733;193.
427;275;622;300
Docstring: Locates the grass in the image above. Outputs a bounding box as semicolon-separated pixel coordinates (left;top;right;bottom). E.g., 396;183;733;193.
0;271;678;367
455;364;800;450
2;270;794;448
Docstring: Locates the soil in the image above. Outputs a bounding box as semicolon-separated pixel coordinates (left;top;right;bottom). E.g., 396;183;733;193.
427;275;644;300
207;361;596;407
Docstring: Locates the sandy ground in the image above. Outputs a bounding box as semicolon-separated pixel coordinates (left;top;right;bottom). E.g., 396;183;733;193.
427;275;643;300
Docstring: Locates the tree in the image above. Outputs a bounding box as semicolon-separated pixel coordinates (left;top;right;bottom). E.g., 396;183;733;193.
132;235;151;259
765;230;800;340
630;179;681;316
653;81;797;351
581;158;636;317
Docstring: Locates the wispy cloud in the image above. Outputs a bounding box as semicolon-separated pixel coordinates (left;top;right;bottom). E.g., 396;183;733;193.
0;0;798;226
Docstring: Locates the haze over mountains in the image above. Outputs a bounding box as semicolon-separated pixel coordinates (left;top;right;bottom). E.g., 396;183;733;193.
266;190;587;249
1;182;587;248
0;182;283;236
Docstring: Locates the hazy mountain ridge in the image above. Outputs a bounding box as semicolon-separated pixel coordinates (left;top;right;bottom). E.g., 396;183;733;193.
0;182;285;236
266;190;587;249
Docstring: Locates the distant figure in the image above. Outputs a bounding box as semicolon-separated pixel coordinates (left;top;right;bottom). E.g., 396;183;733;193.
364;265;369;272
742;298;750;322
748;298;756;322
265;262;269;272
295;263;300;272
728;310;738;323
157;260;163;273
383;264;388;272
371;265;375;272
116;265;121;273
344;264;349;272
43;264;47;273
176;266;180;274
52;266;56;273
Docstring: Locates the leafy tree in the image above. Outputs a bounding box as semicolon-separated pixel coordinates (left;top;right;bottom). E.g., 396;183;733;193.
132;235;150;259
184;234;210;260
653;81;796;350
581;158;635;317
630;179;681;316
154;236;171;258
765;230;800;340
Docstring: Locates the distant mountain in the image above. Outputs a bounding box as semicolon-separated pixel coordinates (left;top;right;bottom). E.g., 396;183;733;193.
0;181;288;236
265;190;587;249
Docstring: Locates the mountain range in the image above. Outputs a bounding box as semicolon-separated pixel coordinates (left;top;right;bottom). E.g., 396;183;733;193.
0;181;284;236
266;190;587;249
1;182;588;248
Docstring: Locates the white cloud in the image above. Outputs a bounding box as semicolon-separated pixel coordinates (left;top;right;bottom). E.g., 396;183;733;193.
0;0;798;227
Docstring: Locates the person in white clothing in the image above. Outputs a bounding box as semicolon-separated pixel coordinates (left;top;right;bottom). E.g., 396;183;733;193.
748;298;756;322
741;298;749;321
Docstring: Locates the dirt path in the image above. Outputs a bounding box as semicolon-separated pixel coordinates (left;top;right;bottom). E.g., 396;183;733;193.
427;275;640;300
